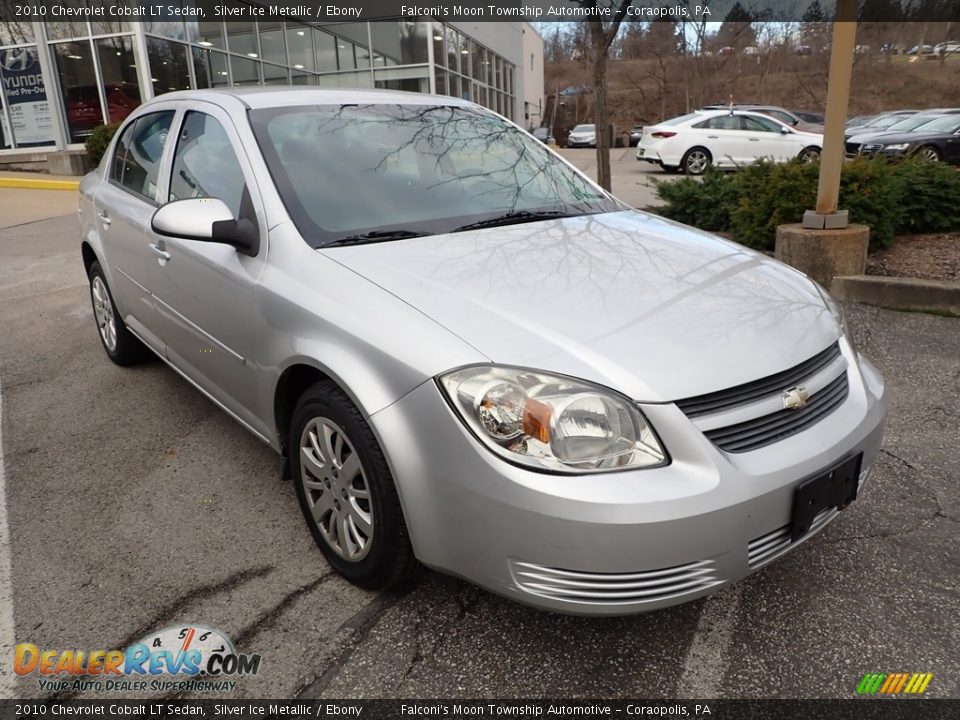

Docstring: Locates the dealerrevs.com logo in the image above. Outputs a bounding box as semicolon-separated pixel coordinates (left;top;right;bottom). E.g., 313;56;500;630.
14;624;261;693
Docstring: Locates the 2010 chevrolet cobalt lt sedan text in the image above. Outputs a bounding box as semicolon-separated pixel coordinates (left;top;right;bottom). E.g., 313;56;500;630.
79;88;887;615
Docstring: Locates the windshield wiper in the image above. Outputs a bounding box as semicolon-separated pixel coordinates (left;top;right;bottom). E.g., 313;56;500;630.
324;230;429;247
452;210;574;233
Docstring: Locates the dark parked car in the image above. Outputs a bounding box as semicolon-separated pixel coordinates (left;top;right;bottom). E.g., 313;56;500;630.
845;110;960;157
793;110;825;124
844;111;919;140
854;114;960;163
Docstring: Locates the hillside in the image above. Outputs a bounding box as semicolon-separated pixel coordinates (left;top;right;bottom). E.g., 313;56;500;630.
544;54;960;133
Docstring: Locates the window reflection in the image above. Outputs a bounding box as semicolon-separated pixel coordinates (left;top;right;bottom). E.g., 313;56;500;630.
52;40;102;142
194;48;229;87
94;36;140;123
146;37;191;96
230;55;260;86
287;27;314;72
226;21;257;58
259;22;285;65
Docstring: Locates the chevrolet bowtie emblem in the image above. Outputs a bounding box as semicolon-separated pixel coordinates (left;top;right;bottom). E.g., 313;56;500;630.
782;386;810;410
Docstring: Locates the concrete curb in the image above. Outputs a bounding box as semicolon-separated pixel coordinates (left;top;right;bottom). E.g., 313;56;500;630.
0;176;79;191
833;275;960;317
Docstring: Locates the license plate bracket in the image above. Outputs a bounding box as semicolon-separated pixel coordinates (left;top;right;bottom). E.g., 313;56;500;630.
790;454;862;541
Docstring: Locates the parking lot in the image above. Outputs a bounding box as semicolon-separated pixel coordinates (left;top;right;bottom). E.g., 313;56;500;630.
0;185;958;699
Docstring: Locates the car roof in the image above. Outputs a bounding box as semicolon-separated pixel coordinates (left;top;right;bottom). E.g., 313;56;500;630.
140;87;474;111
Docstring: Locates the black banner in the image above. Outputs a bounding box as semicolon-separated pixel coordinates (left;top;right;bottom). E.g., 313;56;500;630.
2;0;960;24
1;700;959;720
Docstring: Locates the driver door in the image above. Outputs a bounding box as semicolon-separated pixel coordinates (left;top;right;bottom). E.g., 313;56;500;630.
146;104;270;438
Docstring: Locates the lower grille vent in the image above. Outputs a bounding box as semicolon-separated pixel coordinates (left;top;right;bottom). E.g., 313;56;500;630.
509;559;722;605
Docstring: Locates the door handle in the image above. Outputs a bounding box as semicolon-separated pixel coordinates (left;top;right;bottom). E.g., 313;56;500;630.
748;138;760;142
98;211;111;227
707;135;719;139
149;243;171;261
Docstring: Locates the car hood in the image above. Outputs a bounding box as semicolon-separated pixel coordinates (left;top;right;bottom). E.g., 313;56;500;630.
867;130;951;144
321;211;839;402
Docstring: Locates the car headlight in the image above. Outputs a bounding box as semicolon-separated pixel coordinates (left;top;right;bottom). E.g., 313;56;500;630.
438;366;667;473
883;143;910;150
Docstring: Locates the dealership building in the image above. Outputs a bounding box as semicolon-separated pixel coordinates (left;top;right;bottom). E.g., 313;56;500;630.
0;5;545;173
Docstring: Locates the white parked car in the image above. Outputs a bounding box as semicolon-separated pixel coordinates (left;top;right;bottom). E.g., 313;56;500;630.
636;110;824;175
566;123;597;148
935;41;960;55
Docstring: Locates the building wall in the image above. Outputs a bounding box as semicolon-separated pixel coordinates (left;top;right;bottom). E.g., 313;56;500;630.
521;23;545;130
0;12;544;159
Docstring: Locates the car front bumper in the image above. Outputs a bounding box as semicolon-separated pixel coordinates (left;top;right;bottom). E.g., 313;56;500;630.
369;350;887;616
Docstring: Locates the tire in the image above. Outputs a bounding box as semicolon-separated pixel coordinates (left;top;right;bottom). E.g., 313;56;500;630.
290;380;417;590
88;261;149;366
681;147;711;175
917;145;941;162
798;146;821;164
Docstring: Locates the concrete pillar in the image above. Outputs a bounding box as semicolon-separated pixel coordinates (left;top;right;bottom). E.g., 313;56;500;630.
775;224;869;289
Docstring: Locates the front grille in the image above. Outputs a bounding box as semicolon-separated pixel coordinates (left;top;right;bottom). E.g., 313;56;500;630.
704;372;849;453
845;142;861;156
509;559;722;605
862;143;883;154
676;343;841;418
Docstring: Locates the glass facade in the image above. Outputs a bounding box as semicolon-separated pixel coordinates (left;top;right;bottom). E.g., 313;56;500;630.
0;11;522;154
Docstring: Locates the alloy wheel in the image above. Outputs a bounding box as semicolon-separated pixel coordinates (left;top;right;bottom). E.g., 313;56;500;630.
299;417;373;562
919;147;940;162
686;150;709;174
91;275;117;352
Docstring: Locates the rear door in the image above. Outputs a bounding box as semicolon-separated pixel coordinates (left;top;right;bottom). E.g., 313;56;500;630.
692;114;749;166
93;106;178;353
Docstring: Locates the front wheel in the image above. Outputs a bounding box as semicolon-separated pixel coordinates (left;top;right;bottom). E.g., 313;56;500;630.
798;146;821;164
682;147;711;175
917;145;941;162
290;380;417;589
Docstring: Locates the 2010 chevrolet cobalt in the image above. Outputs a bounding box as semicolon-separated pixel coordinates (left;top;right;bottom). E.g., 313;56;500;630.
79;88;887;615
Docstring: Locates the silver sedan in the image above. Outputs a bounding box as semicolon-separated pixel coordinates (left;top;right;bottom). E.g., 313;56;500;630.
79;88;887;615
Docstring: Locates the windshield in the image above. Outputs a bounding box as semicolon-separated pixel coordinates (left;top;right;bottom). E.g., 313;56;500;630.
250;104;621;247
887;115;944;132
661;112;700;126
572;124;595;132
913;115;960;133
867;114;914;129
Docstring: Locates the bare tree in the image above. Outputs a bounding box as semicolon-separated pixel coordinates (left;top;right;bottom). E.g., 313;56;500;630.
578;0;634;191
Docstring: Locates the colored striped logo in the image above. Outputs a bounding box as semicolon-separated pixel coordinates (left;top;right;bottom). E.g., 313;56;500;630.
857;673;933;695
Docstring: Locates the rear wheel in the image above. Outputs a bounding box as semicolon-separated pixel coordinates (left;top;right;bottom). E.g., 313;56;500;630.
290;380;417;589
88;261;149;366
682;147;711;175
798;146;821;164
917;145;941;162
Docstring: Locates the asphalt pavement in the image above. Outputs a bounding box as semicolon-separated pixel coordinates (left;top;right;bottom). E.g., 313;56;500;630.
0;184;957;700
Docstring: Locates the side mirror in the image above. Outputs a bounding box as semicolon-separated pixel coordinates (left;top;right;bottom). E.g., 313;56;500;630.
151;198;259;256
780;127;791;135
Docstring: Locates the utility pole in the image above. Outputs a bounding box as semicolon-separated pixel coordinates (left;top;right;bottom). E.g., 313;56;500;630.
775;0;870;289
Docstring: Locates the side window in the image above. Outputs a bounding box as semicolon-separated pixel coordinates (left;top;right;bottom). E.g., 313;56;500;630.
741;115;781;133
169;111;247;218
710;115;741;130
110;111;174;202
